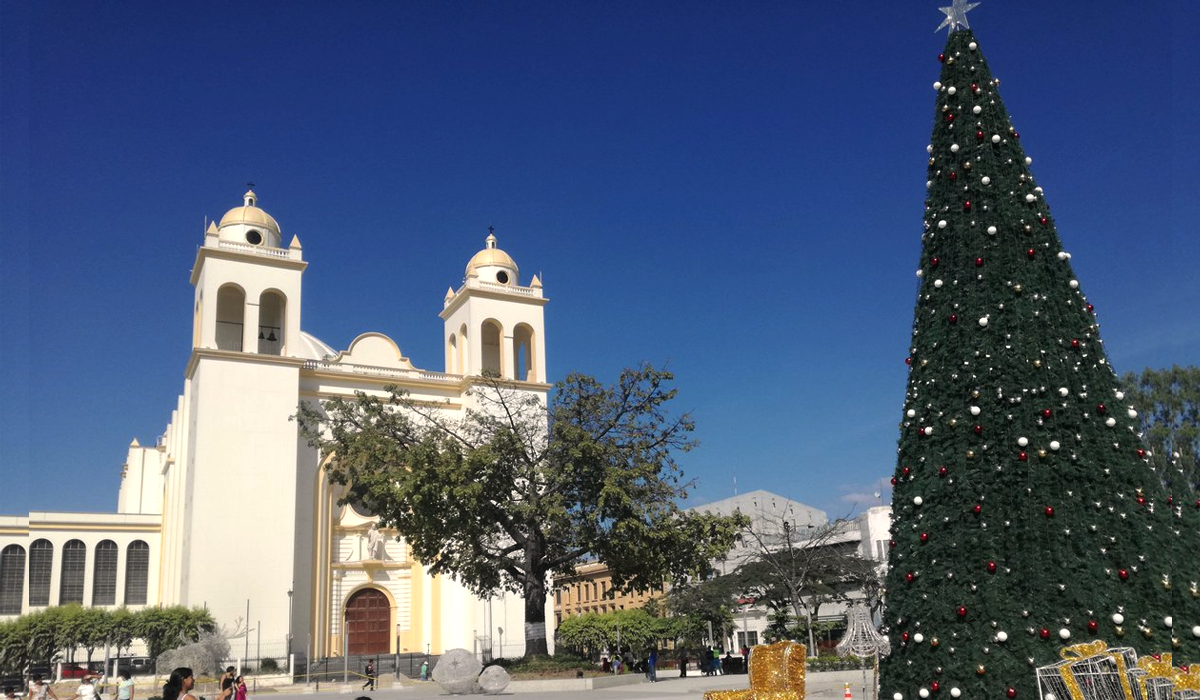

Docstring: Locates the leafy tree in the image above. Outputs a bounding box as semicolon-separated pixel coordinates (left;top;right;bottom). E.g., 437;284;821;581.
1121;365;1199;496
299;364;747;655
107;608;137;661
77;606;113;665
664;574;738;648
556;613;610;660
134;606;215;664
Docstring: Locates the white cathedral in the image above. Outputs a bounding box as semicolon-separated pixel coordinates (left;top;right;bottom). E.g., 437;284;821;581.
0;190;554;660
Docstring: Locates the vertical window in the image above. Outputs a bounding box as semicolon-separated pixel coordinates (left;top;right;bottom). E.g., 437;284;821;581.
257;290;286;355
216;285;246;351
59;540;86;604
481;320;502;377
0;544;26;614
28;539;53;606
92;540;118;605
124;541;149;605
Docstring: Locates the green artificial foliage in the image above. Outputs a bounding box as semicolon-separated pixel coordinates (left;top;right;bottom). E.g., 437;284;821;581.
880;26;1200;700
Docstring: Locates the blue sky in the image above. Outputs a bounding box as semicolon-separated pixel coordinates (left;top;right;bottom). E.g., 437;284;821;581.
2;1;1198;518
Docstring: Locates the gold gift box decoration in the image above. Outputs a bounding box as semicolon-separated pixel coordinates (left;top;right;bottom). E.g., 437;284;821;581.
704;641;807;700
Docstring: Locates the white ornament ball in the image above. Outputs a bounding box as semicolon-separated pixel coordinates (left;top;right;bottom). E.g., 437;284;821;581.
933;82;943;91
1127;409;1138;419
934;279;944;288
973;105;982;114
927;144;934;153
996;631;1008;642
1070;280;1079;289
1059;628;1071;640
917;269;924;278
1192;625;1200;638
951;144;960;153
969;41;977;50
979;316;989;327
1026;157;1033;165
992;134;1001;143
896;694;905;700
1059;387;1069;397
986;225;997;235
1050;441;1061;451
1115;391;1125;400
914;497;924;506
1106;418;1117;428
971;406;981;416
926;180;933;189
1057;252;1069;260
1025;193;1036;202
948;86;957;95
924;426;934;436
1018;437;1029;447
920;689;930;699
914;633;925;643
938;219;948;229
907;409;917;417
1164;616;1172;628
951;689;961;698
1113;613;1125;625
982;177;991;186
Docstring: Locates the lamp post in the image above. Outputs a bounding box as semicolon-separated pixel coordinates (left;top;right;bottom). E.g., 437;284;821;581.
286;588;294;656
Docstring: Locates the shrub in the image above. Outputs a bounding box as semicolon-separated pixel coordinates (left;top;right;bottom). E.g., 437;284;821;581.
259;658;279;673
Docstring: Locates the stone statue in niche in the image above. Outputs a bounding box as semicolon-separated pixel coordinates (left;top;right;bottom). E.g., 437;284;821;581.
365;522;386;560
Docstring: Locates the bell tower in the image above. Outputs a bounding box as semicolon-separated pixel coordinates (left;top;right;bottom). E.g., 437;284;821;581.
190;189;305;356
440;229;548;383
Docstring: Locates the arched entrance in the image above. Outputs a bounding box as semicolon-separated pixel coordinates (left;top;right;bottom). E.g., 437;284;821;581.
346;588;390;655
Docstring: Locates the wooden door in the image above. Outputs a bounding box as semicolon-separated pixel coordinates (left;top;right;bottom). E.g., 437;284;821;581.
346;588;390;655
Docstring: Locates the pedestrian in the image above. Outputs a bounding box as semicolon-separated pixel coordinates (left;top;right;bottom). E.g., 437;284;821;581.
69;676;98;700
29;675;60;700
161;668;196;700
218;667;235;700
419;660;429;681
362;660;375;691
647;647;657;683
112;671;134;700
678;649;688;677
234;677;245;700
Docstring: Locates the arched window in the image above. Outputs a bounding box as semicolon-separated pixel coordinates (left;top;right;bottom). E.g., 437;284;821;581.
459;324;469;375
28;539;53;606
92;540;118;605
124;541;150;605
0;544;26;614
481;320;502;377
258;290;286;355
216;285;246;351
512;324;535;381
447;333;458;374
59;539;86;605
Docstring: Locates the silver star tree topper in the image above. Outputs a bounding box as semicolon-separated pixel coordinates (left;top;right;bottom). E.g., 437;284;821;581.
936;0;981;33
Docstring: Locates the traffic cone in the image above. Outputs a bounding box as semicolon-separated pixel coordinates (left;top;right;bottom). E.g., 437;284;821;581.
845;683;853;700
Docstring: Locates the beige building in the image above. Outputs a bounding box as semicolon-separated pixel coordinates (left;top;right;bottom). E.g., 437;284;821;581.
553;562;663;625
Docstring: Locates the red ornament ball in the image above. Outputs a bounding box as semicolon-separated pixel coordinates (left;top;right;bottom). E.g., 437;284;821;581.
1007;688;1017;699
1027;248;1036;259
949;314;958;324
903;631;911;642
890;477;898;486
975;257;984;267
1097;403;1107;414
956;606;967;618
1040;628;1051;639
890;539;897;548
975;130;984;141
920;532;930;543
1042;409;1052;419
1039;217;1048;226
963;201;972;211
972;504;982;515
906;572;915;583
905;356;913;365
987;561;997;573
949;171;957;181
1044;506;1055;517
1018;452;1028;462
1087;303;1095;313
938;53;946;62
1012;131;1020;139
1137;449;1146;459
945;113;956;123
1087;620;1098;633
1118;569;1129;581
974;424;982;434
903;466;912;476
970;83;979;93
1137;495;1146;505
1167;496;1173;506
1071;339;1080;349
932;682;941;693
931;257;940;267
939;466;949;477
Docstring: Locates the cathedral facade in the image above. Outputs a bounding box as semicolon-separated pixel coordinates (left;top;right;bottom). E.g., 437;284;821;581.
0;191;553;661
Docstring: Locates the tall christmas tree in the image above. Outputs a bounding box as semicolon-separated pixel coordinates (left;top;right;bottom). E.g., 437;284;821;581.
881;4;1200;700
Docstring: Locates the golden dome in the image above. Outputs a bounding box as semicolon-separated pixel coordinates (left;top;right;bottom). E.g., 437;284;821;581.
218;190;281;236
465;232;519;283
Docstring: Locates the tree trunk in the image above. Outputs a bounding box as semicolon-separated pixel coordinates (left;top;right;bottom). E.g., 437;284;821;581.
523;573;549;656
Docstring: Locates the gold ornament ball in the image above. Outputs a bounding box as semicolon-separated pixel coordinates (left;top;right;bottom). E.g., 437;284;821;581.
976;665;986;675
1014;284;1023;294
1038;449;1047;458
1033;359;1041;368
967;450;976;459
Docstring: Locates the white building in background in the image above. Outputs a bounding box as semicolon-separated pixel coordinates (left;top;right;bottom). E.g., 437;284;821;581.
0;191;552;661
691;491;892;652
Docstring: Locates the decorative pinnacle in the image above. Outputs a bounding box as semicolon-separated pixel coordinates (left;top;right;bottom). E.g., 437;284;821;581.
936;0;980;34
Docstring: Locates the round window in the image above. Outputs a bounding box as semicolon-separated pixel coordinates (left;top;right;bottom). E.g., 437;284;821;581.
496;271;509;284
246;230;263;245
